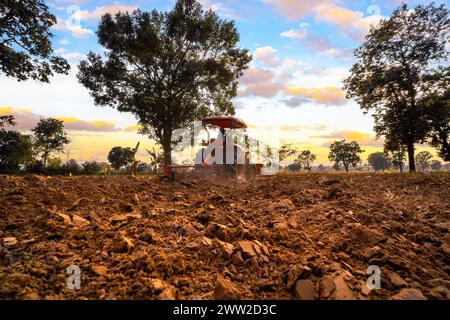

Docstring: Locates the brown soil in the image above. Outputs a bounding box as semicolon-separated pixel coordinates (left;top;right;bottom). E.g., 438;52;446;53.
0;173;449;300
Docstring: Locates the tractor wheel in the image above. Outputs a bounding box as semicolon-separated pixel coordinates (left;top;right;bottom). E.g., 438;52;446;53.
223;165;237;180
160;172;175;182
244;165;257;181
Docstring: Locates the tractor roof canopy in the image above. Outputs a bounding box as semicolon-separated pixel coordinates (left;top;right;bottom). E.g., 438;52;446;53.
202;116;247;129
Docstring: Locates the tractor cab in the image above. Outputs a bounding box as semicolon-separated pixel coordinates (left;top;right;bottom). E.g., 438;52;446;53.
200;116;248;165
162;116;262;181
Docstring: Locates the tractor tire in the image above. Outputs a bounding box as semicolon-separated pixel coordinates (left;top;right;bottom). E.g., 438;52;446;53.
244;165;257;181
223;165;237;180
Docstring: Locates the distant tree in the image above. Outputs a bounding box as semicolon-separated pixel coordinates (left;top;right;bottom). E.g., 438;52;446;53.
367;152;391;172
344;3;449;172
279;143;297;162
415;151;433;171
31;118;70;167
287;162;301;172
0;115;33;172
443;163;450;172
64;159;82;175
0;130;33;172
328;140;364;173
137;162;151;173
296;150;316;171
108;146;134;171
421;89;450;162
0;0;70;82
332;162;341;172
317;164;326;172
82;161;102;175
430;160;442;171
384;138;407;172
77;0;251;165
391;151;406;172
32;118;70;167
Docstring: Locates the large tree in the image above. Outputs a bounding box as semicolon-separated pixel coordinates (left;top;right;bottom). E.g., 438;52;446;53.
78;0;251;165
0;0;70;81
421;89;450;161
328;140;364;173
344;3;449;172
32;118;70;167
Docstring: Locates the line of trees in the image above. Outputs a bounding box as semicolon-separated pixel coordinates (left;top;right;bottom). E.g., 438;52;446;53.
0;115;71;173
280;139;448;173
0;114;162;175
278;143;318;172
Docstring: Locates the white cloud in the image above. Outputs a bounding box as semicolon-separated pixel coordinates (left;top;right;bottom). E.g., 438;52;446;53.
198;0;240;19
281;28;308;40
73;4;137;21
54;48;85;60
262;0;335;21
52;18;93;38
254;46;281;67
263;0;384;40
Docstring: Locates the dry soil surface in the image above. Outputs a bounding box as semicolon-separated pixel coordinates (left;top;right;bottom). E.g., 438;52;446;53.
0;173;449;300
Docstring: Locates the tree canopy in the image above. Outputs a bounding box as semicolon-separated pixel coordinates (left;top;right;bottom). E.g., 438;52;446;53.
328;140;364;173
78;0;251;165
344;3;449;172
0;0;70;81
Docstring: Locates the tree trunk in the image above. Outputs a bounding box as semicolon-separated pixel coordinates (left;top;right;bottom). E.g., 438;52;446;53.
163;145;172;166
344;164;349;173
161;128;173;166
407;143;416;172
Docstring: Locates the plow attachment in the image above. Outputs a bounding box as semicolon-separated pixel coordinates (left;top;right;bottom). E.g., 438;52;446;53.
161;164;263;182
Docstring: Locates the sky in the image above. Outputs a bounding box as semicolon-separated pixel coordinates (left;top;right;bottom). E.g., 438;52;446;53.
1;0;447;164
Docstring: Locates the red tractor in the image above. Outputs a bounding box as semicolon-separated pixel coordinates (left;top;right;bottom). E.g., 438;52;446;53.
162;116;263;181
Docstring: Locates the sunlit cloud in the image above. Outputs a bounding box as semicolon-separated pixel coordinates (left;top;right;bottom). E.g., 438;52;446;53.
239;82;286;98
283;86;347;106
314;5;384;40
0;107;119;132
313;130;384;147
